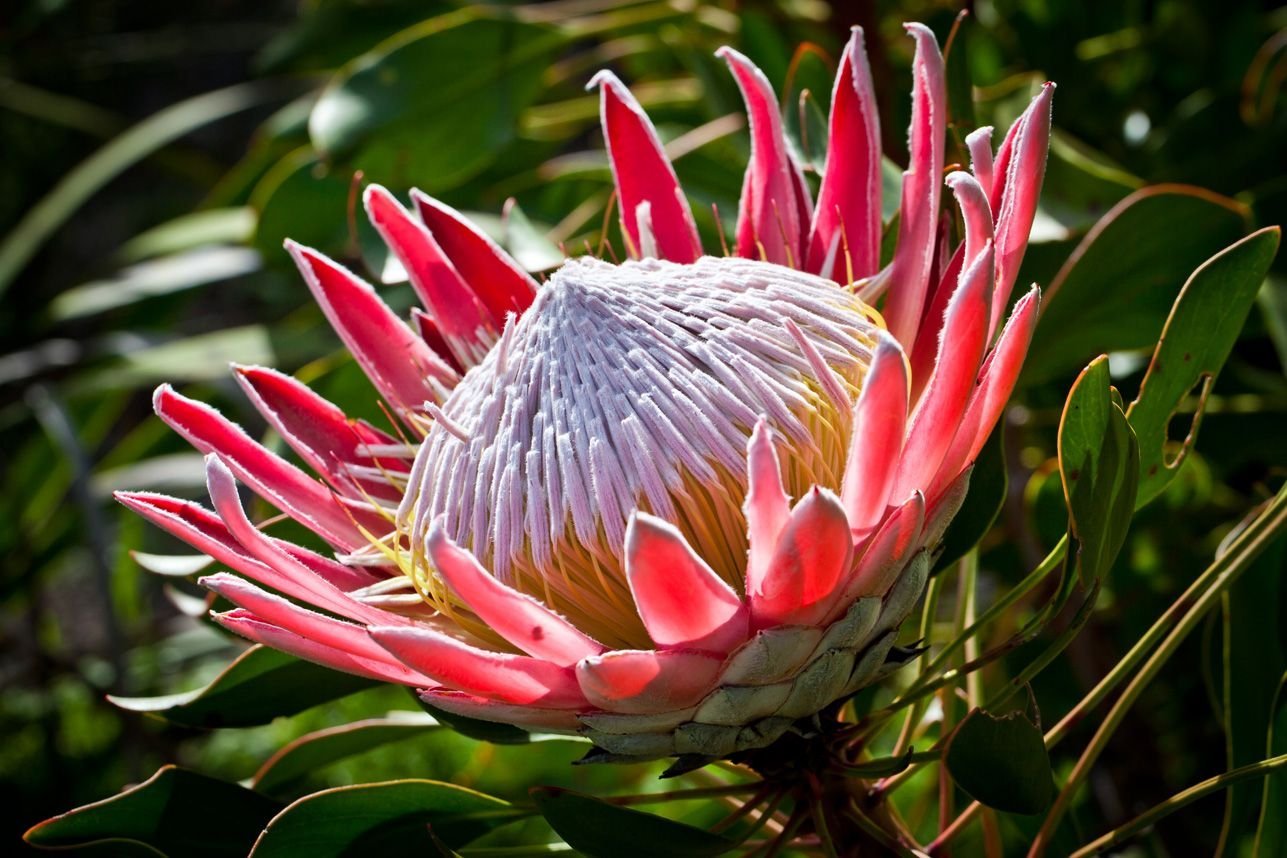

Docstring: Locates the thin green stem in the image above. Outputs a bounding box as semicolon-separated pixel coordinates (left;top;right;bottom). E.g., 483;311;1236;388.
603;781;761;805
1069;752;1287;857
1029;485;1287;856
893;536;1069;709
934;485;1287;854
891;574;944;757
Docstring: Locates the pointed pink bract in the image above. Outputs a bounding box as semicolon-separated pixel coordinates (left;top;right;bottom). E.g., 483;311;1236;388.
625;513;748;653
718;47;812;267
808;27;882;280
590;71;701;263
428;524;603;667
881;23;947;348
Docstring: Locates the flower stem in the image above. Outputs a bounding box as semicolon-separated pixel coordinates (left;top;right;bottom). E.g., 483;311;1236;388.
1027;484;1287;856
602;781;762;805
932;484;1287;854
1068;752;1287;856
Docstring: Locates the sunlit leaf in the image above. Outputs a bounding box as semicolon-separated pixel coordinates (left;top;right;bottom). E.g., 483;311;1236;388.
0;80;299;299
253;712;443;795
130;551;213;578
1127;227;1281;507
1059;356;1139;586
108;645;377;728
51;246;261;320
119;207;257;263
24;766;281;857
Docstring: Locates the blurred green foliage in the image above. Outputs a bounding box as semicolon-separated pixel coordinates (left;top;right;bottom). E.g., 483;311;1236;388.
2;0;1284;855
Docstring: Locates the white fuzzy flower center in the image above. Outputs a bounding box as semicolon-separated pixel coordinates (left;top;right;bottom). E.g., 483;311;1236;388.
398;256;881;647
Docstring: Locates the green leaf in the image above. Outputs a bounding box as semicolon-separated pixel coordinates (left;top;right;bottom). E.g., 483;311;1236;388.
1254;673;1287;856
0;79;298;300
252;711;443;795
935;427;1008;572
119;207;256;263
24;766;282;858
309;9;564;192
251;779;516;856
781;43;833;174
108;645;377;728
1058;356;1140;586
1023;186;1250;385
251;148;354;262
50;246;261;320
1127;227;1282;507
1218;535;1287;855
945;707;1055;815
532;787;736;857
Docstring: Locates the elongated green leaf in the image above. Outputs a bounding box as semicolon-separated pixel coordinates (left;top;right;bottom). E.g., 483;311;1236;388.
532;787;736;857
1059;356;1139;586
119;207;256;262
1219;536;1287;855
309;9;564;191
109;645;376;728
0;79;298;300
51;246;261;320
1254;673;1287;856
945;707;1055;815
253;712;443;795
24;766;282;857
251;148;354;261
251;779;515;856
1127;227;1281;507
1024;186;1250;384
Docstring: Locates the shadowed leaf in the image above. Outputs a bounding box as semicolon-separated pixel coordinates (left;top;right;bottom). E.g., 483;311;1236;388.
109;645;377;728
25;766;282;857
945;707;1055;815
1024;186;1250;384
250;779;515;856
532;787;737;857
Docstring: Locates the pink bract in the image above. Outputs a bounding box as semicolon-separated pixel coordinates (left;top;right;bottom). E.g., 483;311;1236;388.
120;24;1053;759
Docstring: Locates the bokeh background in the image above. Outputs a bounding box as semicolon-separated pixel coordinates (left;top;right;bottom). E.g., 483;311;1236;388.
3;0;1285;854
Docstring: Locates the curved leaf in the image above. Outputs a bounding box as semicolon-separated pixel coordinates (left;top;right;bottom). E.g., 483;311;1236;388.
251;779;516;856
253;712;442;795
109;645;377;728
1127;227;1281;507
532;787;736;857
1024;185;1250;384
1059;356;1139;586
309;9;564;192
25;766;281;858
945;707;1055;815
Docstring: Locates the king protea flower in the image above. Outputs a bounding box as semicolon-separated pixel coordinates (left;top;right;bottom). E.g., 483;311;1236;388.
119;25;1052;761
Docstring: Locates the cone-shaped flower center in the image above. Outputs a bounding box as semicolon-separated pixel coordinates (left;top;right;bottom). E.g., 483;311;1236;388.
397;256;882;648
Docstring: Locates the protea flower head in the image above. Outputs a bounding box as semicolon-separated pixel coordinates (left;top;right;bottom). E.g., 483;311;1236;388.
118;25;1053;762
